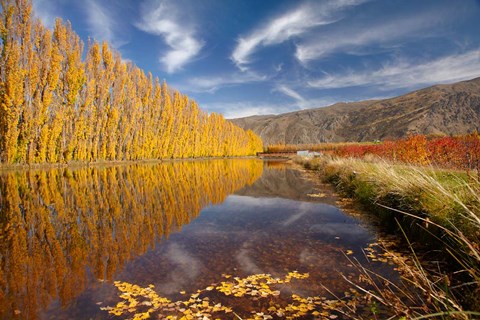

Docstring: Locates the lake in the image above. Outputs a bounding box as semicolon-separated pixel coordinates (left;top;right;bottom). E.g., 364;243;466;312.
0;159;399;319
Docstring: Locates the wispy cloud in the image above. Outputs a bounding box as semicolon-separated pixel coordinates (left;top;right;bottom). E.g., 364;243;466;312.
203;102;282;119
178;71;267;93
85;0;127;48
293;97;338;111
160;243;202;294
307;50;480;89
136;1;203;73
282;202;309;226
236;244;263;274
231;0;365;71
274;85;305;102
32;0;57;29
203;96;335;119
295;4;459;64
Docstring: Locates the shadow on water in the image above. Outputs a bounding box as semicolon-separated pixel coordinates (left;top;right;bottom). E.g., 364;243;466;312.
0;159;399;319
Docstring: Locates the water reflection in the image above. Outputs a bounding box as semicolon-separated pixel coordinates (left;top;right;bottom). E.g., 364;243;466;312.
47;164;398;319
236;160;336;204
0;159;264;319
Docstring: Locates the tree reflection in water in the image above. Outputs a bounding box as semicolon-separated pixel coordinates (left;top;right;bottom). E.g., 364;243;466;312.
0;159;263;319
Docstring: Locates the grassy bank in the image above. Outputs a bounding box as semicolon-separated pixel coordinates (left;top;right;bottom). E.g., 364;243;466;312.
296;155;480;318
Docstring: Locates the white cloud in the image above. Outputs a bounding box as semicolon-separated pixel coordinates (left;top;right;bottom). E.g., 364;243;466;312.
205;102;282;119
32;0;57;29
231;0;366;71
274;85;305;102
136;1;203;73
275;63;284;72
307;50;480;89
179;71;267;93
295;4;459;64
159;243;203;294
203;96;336;119
33;0;126;46
282;202;309;226
85;0;127;48
296;97;337;110
226;195;284;207
236;244;263;275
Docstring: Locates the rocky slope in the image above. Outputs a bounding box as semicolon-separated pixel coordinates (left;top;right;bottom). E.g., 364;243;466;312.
231;77;480;145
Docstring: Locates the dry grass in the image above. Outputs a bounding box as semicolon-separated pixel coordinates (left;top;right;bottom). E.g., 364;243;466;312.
317;156;479;240
297;155;480;318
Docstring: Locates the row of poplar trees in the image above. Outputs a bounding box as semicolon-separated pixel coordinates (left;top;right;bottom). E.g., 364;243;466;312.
0;0;263;164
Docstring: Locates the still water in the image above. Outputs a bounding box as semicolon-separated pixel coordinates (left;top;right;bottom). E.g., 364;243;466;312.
0;159;397;319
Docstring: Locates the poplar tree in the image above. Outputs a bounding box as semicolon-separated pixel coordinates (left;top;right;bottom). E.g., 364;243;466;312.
0;0;263;165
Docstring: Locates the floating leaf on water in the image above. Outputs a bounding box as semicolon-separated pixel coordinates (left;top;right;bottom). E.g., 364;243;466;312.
101;272;330;319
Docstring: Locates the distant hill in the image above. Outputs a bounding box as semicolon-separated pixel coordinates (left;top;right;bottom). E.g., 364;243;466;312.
231;77;480;145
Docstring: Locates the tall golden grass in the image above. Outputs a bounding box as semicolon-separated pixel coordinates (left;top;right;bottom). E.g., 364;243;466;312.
296;155;480;318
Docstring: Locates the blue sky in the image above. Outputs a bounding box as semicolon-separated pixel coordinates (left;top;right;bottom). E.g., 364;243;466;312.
32;0;480;118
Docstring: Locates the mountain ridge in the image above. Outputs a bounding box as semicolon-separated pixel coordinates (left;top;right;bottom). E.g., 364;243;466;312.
231;77;480;145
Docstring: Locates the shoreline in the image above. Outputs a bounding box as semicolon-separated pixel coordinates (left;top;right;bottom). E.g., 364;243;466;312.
295;155;480;311
0;156;260;172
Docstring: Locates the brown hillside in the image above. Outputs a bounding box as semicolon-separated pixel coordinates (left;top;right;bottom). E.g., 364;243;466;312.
231;77;480;144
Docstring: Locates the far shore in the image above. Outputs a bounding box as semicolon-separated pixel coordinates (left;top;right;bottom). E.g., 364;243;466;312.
0;156;259;172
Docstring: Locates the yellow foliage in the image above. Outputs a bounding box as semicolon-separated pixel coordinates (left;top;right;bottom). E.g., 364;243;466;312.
100;271;342;319
0;0;263;164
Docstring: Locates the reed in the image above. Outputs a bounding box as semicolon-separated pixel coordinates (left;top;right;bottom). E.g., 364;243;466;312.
297;155;480;318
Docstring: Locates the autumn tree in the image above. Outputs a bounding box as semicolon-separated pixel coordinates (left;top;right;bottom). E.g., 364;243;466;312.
0;0;263;165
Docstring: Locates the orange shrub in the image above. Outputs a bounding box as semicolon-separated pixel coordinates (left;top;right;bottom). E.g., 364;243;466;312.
331;133;480;171
270;133;480;171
